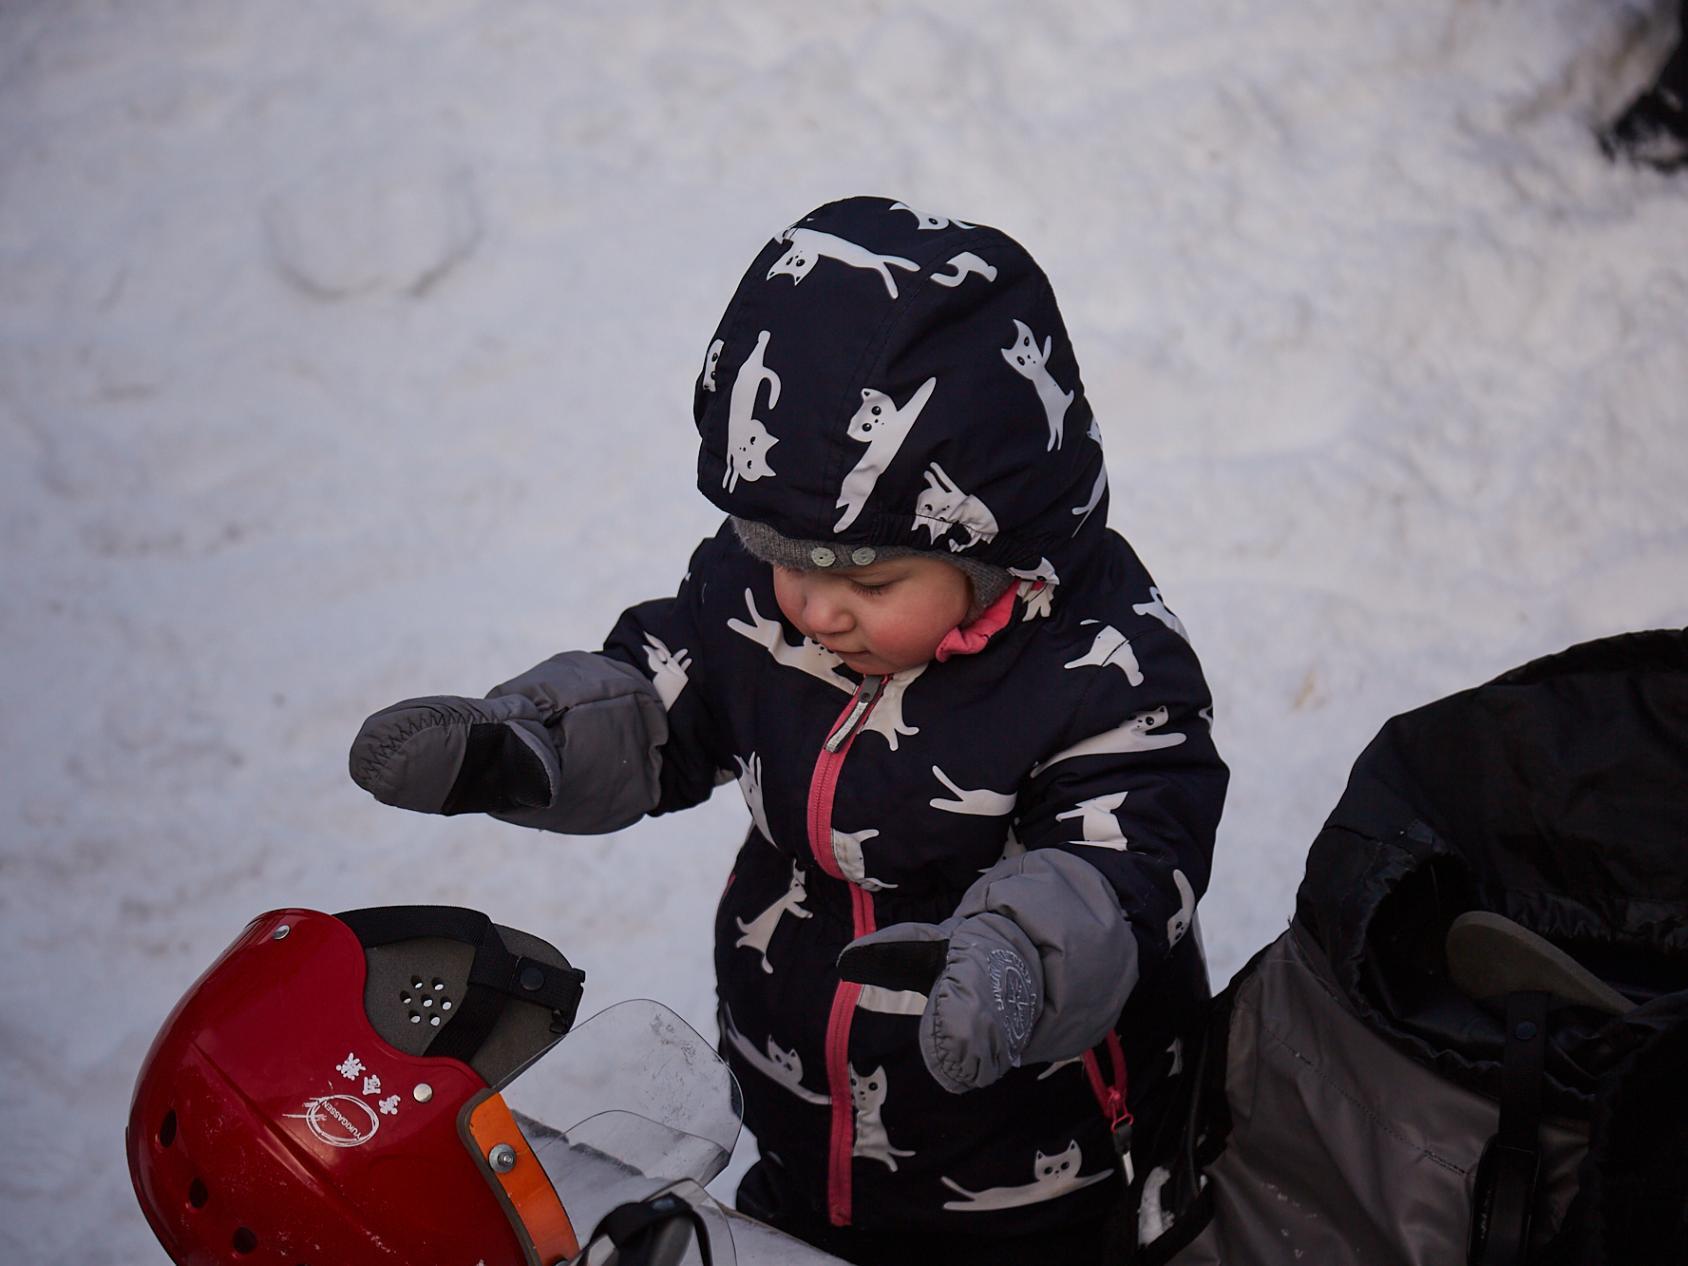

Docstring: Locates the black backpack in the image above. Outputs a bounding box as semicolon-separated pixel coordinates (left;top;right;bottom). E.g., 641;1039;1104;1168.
1131;630;1688;1266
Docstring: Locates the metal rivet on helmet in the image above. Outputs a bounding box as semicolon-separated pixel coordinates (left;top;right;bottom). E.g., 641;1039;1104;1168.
488;1143;518;1173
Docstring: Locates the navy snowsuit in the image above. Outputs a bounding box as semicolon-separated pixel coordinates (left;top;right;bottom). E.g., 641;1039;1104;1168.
346;197;1231;1245
481;197;1230;1238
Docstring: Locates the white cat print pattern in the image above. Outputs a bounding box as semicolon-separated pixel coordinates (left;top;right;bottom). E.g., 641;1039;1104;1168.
733;860;812;974
1000;318;1075;451
768;226;919;299
851;1064;916;1172
835;378;937;532
887;201;977;231
940;1140;1113;1211
1062;621;1144;685
722;330;781;492
912;461;999;552
932;251;997;287
720;1005;830;1105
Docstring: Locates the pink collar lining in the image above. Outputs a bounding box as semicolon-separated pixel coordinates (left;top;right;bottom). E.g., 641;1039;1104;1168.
933;583;1024;663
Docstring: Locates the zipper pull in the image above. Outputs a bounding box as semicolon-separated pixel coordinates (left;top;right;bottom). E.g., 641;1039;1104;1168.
1105;1087;1135;1185
825;675;884;752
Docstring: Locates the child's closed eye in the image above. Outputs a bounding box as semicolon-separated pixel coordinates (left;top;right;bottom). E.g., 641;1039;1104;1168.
849;579;892;595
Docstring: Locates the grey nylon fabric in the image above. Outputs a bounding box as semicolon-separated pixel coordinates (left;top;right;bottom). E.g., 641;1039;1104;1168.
484;651;670;835
959;850;1141;1066
1157;927;1589;1266
349;692;558;814
850;849;1139;1094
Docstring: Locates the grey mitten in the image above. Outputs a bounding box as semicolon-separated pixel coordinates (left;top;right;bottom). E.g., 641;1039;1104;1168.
348;694;560;816
838;850;1139;1094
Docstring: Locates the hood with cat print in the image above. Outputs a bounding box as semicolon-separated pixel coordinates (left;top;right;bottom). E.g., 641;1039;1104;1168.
693;196;1110;593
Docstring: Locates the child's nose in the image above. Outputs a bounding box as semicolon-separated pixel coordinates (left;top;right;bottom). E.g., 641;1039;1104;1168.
804;587;855;635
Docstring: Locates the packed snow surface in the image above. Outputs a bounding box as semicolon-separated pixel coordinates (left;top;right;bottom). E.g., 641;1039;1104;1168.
1;2;1683;1260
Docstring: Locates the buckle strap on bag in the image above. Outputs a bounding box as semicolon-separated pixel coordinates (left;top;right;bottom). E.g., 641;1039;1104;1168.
1468;991;1550;1266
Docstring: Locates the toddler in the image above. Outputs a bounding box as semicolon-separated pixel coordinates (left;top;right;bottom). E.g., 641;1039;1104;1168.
351;196;1228;1266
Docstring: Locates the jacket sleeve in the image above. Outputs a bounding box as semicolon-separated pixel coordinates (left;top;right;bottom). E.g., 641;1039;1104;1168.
597;533;737;816
1007;619;1228;1048
483;535;734;834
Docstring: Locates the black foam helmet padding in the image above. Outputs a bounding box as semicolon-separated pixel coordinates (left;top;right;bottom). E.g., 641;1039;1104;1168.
336;905;585;1089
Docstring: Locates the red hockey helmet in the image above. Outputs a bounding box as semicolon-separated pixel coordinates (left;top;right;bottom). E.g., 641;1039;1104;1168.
126;906;586;1266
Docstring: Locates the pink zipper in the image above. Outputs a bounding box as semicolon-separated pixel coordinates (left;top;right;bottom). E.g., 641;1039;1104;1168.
1082;1031;1134;1184
807;675;885;1226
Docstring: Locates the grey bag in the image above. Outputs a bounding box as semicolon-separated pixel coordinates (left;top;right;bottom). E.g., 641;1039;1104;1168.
1133;631;1688;1266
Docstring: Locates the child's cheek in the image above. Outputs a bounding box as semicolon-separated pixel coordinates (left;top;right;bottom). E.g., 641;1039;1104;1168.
875;610;943;669
771;569;803;630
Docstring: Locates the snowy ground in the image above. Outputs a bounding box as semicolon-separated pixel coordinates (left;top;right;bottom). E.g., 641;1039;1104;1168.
1;1;1683;1261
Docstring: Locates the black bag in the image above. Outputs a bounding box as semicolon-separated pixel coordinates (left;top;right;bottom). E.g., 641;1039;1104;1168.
1132;630;1688;1266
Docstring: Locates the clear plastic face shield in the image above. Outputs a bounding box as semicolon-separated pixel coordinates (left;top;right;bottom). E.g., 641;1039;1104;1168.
499;999;744;1266
495;999;847;1264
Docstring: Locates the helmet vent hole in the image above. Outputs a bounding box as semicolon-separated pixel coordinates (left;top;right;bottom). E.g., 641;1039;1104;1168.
408;1012;422;1024
411;977;424;989
429;1015;441;1027
399;991;412;1004
188;1178;209;1209
440;1000;452;1011
432;978;445;991
158;1110;177;1148
232;1226;258;1254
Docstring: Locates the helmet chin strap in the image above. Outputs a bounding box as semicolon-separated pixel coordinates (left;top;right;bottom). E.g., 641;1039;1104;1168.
336;905;586;1064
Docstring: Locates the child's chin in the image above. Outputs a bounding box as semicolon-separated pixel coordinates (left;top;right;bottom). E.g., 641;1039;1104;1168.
842;651;917;676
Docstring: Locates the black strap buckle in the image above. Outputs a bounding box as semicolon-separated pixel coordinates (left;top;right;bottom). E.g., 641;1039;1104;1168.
1467;991;1550;1266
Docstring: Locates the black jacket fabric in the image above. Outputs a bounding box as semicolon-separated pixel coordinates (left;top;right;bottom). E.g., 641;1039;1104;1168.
593;197;1229;1235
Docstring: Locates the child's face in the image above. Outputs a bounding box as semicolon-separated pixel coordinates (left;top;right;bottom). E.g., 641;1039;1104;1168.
772;554;973;676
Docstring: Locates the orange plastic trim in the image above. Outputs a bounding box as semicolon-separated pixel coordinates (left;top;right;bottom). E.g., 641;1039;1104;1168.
466;1093;580;1264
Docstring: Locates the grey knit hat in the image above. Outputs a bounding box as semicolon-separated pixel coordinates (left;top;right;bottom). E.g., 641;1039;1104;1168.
732;517;1014;622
